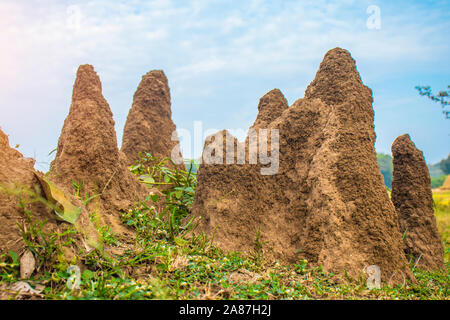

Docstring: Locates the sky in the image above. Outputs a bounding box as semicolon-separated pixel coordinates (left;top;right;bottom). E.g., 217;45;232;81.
0;0;449;171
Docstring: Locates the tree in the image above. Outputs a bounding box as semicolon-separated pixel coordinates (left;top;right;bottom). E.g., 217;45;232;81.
415;85;449;119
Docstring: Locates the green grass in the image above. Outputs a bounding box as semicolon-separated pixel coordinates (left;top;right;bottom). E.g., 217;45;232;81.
0;154;448;300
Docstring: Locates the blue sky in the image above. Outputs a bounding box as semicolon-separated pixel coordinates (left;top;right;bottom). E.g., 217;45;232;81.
0;0;449;171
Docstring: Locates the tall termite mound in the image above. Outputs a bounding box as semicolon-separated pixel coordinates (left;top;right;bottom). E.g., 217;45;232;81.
0;128;100;256
249;88;289;131
192;48;413;283
121;70;184;168
49;65;148;235
391;134;445;271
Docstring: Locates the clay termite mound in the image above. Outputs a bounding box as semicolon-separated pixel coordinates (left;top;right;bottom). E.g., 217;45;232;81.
0;127;100;262
249;88;289;131
0;128;49;255
391;134;445;271
49;65;149;235
121;70;184;168
192;48;413;284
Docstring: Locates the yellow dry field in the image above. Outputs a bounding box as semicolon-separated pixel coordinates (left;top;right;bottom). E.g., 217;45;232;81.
433;191;450;264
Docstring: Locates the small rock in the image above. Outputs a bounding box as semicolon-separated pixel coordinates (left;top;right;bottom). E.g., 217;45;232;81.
20;250;35;279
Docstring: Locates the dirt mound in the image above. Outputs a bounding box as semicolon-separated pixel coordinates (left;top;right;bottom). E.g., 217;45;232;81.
49;65;149;235
192;48;412;284
249;89;288;131
0;128;100;257
439;175;450;191
121;70;184;168
391;134;445;270
0;128;45;254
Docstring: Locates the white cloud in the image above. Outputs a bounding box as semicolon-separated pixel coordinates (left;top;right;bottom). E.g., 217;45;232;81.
146;29;168;40
221;14;244;34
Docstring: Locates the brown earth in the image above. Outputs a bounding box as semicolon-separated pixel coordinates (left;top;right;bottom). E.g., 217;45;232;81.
49;65;150;236
0;128;100;258
192;47;413;284
249;89;289;131
391;134;445;271
121;70;184;169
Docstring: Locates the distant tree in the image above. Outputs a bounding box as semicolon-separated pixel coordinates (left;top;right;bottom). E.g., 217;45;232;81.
440;154;450;174
377;153;393;189
431;174;447;189
415;85;449;119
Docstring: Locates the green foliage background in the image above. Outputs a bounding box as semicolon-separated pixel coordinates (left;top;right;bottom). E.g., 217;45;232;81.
377;153;393;189
377;153;448;189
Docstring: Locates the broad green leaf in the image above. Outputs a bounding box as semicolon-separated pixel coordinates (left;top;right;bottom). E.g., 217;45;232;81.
139;175;155;184
34;174;82;224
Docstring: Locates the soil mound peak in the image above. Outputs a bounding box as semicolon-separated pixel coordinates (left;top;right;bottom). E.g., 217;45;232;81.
72;64;104;102
121;69;184;167
305;47;371;106
391;134;445;271
49;64;148;235
250;89;288;130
